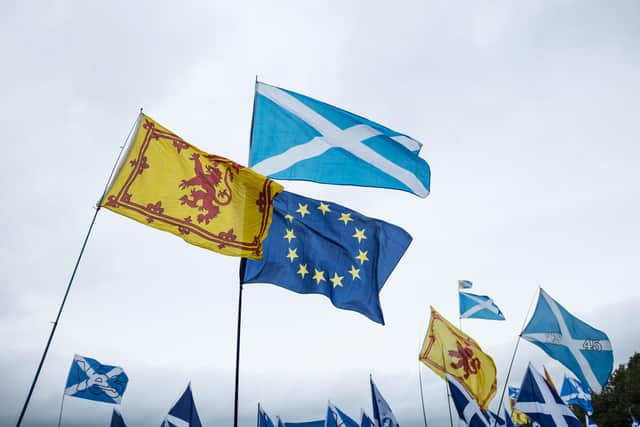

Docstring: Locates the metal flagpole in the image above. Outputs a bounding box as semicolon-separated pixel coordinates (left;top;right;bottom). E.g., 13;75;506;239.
234;76;259;427
491;286;540;427
417;364;429;427
56;394;65;427
15;111;141;427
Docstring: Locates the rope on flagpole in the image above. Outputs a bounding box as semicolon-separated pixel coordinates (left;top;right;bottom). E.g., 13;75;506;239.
491;285;540;427
15;111;141;427
417;364;429;427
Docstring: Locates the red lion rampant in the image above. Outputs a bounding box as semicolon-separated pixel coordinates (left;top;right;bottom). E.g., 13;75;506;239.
179;153;234;224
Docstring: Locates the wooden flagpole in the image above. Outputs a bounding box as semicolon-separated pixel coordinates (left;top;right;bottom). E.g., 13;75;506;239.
15;111;141;427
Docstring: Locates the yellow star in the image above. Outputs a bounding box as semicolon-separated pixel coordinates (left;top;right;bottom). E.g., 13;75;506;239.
355;249;369;265
352;228;367;243
297;263;309;279
338;212;353;225
330;272;344;288
284;214;294;223
312;268;326;285
317;202;331;215
286;248;298;263
296;203;310;218
283;228;296;244
348;265;361;280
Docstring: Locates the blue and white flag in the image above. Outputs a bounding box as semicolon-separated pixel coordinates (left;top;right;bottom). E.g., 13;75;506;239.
277;417;285;427
325;406;339;427
110;408;127;427
161;383;202;427
371;376;400;427
631;413;639;427
64;354;128;404
521;288;613;394
459;291;505;320
333;404;359;427
458;280;473;290
243;191;412;324
560;375;593;415
360;411;376;427
446;374;490;427
250;82;431;197
485;409;516;427
258;404;276;427
284;422;324;427
515;363;582;427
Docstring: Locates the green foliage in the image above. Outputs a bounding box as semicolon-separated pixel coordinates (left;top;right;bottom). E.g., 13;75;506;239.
591;352;640;426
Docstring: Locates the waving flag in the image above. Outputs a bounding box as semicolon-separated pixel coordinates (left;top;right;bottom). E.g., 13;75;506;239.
419;306;497;410
110;408;128;427
242;191;411;324
560;375;593;415
250;82;431;197
283;421;323;427
161;384;202;427
361;411;376;427
458;280;473;290
515;363;582;427
258;404;276;427
64;355;128;404
459;292;505;320
102;114;283;259
521;288;613;394
446;374;490;427
333;405;359;427
371;376;400;427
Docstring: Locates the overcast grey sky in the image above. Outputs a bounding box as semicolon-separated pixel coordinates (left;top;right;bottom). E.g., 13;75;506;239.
2;1;639;426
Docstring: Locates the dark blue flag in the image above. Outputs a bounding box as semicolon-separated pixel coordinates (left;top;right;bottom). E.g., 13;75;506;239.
242;191;411;324
110;408;127;427
161;383;202;427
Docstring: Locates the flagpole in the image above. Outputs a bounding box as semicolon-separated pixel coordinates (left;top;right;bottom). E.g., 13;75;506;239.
15;111;141;427
56;394;65;427
491;286;540;427
417;364;429;427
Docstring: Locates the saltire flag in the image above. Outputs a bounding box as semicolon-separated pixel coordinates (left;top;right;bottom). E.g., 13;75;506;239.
360;411;376;427
446;374;490;426
64;354;128;404
458;280;473;290
102;114;283;259
419;306;497;410
515;363;582;427
249;81;431;198
485;409;516;427
508;387;529;424
110;408;127;427
258;403;276;427
161;383;202;427
459;292;505;320
370;376;400;427
242;191;412;324
277;417;285;427
283;421;324;427
560;375;593;415
333;405;359;427
325;406;339;427
521;288;613;394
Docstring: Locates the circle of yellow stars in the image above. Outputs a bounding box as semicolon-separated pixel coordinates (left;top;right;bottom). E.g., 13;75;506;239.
283;201;368;288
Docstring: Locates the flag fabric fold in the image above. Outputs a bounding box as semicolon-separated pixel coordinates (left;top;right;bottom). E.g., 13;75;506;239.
110;408;128;427
360;411;376;427
419;306;497;410
161;383;202;427
102;114;283;259
515;363;582;427
64;354;128;404
446;374;490;427
521;288;613;394
560;375;593;415
333;405;359;427
242;191;412;324
258;404;276;427
250;82;431;197
459;291;505;320
370;376;400;427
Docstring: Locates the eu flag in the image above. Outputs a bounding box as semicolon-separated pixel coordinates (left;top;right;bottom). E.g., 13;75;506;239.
241;191;412;324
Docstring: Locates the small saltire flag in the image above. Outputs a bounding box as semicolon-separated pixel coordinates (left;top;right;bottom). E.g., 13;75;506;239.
360;411;376;427
560;375;593;415
102;114;283;259
161;383;202;427
459;292;505;320
333;405;359;427
242;191;412;324
515;363;582;427
419;306;497;410
258;404;276;427
446;374;491;427
371;376;400;427
250;81;431;197
110;408;127;427
64;354;128;404
521;288;614;394
458;280;473;290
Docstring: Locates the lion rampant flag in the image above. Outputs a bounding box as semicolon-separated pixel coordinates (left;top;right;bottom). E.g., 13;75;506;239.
101;114;283;259
419;306;497;410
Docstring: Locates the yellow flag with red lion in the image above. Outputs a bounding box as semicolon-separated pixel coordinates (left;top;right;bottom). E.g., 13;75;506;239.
419;306;497;410
101;114;283;259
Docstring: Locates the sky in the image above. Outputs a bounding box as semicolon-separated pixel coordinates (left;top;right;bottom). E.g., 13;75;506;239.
2;0;640;426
